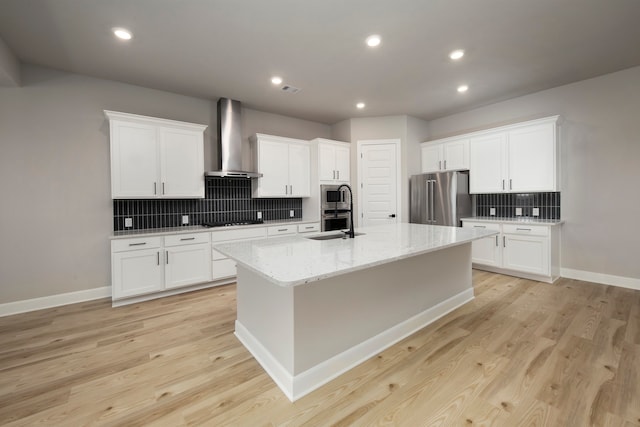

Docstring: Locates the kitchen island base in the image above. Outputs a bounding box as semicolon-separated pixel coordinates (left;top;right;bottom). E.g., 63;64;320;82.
234;242;473;401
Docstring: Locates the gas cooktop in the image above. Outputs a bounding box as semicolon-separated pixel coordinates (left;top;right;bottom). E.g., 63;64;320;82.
201;220;264;228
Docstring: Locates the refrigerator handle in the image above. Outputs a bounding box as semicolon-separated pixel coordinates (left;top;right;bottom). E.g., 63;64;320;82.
425;180;430;223
429;180;435;223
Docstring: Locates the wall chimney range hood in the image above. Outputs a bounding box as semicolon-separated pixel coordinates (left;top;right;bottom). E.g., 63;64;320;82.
205;98;262;178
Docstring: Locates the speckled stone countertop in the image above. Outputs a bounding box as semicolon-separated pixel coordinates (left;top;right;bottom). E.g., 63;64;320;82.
213;223;497;287
461;217;564;225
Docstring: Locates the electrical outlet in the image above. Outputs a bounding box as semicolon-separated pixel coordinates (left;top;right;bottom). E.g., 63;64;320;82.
257;211;262;220
289;210;295;218
490;208;496;216
182;215;189;225
532;207;540;217
515;207;522;216
124;218;133;228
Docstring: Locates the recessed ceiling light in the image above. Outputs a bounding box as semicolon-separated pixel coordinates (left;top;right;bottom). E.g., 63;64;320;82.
457;85;469;93
112;27;132;40
365;35;381;47
271;76;283;85
449;49;465;60
356;102;366;109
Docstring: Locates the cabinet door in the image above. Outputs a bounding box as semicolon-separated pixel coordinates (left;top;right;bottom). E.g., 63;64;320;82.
443;139;469;171
463;222;501;267
165;243;212;289
288;143;311;197
421;144;442;173
334;145;351;183
318;144;336;181
110;121;159;198
503;235;549;275
469;132;507;193
159;127;204;198
256;139;289;197
112;249;163;299
507;122;556;192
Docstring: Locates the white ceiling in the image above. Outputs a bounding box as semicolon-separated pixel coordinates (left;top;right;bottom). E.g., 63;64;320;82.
1;0;640;124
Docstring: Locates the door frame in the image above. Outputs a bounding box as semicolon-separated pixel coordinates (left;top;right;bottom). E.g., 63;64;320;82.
356;139;402;227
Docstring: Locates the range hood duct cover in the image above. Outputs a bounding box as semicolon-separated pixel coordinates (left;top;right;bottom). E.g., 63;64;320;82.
205;98;262;178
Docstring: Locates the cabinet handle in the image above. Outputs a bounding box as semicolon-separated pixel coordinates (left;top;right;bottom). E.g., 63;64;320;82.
503;236;506;247
473;225;486;228
333;170;336;179
495;235;498;246
444;160;447;169
154;182;157;195
162;182;165;195
157;252;160;265
180;237;196;241
305;226;314;229
439;160;442;170
166;251;169;264
278;228;288;232
337;170;340;180
516;228;532;231
509;179;512;190
502;179;505;190
129;242;146;246
289;184;293;194
284;185;288;195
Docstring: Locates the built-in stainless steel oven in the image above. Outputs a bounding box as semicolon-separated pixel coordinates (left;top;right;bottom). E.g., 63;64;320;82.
321;184;351;231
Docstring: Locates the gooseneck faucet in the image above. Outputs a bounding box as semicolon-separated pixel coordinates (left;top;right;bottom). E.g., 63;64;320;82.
337;184;355;238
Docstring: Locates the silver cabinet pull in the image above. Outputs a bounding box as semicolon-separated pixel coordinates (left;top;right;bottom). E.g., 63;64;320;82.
162;182;165;195
285;185;288;195
333;170;336;179
516;228;532;231
444;160;447;169
289;185;293;194
129;242;146;246
473;225;486;228
502;179;505;190
278;228;288;232
495;235;498;246
337;170;340;180
154;182;157;195
305;226;313;229
509;179;512;190
503;236;506;247
180;237;196;241
166;251;169;264
157;252;160;265
439;160;442;170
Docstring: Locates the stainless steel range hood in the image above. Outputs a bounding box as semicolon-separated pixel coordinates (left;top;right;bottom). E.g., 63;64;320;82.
205;98;262;178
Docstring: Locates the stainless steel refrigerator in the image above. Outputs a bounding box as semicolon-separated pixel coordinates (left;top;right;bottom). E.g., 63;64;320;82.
409;171;471;227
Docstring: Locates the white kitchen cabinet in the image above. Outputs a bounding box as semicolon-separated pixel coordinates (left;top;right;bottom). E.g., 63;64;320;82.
105;110;207;199
420;138;469;173
316;139;351;183
297;223;320;233
462;220;560;283
164;233;211;289
468;116;559;194
267;224;297;237
111;237;164;299
211;227;267;281
251;134;311;198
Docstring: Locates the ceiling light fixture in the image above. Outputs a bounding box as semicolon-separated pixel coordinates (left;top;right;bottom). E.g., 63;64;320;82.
356;102;366;109
365;35;381;47
457;85;469;93
112;27;132;40
271;76;283;85
449;49;465;60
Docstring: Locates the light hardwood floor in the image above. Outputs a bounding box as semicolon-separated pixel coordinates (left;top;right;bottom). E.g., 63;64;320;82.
1;271;639;426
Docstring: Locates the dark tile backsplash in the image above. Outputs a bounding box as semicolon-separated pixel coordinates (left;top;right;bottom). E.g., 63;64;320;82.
474;192;560;219
113;177;302;231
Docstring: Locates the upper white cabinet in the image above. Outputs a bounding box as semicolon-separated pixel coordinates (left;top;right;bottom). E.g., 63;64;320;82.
315;139;351;183
105;110;207;199
420;138;469;173
468;116;560;193
251;133;311;198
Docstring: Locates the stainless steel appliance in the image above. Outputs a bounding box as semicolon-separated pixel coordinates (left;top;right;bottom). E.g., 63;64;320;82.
321;184;351;231
409;171;471;227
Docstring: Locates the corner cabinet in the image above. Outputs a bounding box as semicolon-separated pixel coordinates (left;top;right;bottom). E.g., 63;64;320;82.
421;137;469;173
462;220;561;283
468;116;560;193
105;110;207;199
251;133;311;198
314;138;351;184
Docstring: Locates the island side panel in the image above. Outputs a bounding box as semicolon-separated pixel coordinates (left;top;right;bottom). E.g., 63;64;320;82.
292;242;472;375
235;267;295;374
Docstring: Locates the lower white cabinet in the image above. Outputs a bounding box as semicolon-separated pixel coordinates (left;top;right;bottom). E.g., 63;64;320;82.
211;227;268;281
112;247;164;298
164;233;211;289
462;220;560;282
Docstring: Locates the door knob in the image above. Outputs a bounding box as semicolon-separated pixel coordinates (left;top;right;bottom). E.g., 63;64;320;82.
389;214;396;218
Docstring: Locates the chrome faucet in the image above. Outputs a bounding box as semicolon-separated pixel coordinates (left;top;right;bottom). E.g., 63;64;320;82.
337;184;355;238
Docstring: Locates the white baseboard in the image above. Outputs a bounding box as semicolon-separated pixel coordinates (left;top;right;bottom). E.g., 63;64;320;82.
235;287;474;402
0;286;111;317
561;268;640;291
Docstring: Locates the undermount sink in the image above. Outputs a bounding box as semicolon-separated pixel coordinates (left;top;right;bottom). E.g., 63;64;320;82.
306;232;365;241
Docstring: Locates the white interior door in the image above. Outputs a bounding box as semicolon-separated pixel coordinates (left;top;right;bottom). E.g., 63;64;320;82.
357;140;400;227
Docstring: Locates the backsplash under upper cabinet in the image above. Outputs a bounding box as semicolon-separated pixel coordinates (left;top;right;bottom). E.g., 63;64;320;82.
474;192;560;219
113;177;302;231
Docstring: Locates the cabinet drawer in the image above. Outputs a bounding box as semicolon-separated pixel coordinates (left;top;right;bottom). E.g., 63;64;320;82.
165;232;210;247
462;221;501;232
210;227;266;242
502;224;549;237
212;259;237;280
267;225;297;236
297;223;320;233
112;236;162;252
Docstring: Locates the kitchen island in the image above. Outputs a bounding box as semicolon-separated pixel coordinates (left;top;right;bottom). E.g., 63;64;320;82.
214;222;497;401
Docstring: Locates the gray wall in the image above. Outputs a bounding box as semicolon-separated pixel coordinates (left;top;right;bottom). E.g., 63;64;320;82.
428;66;640;280
0;65;330;304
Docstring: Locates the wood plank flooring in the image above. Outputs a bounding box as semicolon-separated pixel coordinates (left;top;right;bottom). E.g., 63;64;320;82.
1;271;639;426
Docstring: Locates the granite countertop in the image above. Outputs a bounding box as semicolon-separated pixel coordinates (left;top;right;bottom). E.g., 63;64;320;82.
461;217;564;225
110;218;319;239
213;223;497;287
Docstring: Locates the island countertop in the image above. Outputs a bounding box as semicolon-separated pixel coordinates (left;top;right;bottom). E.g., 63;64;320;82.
214;223;497;287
